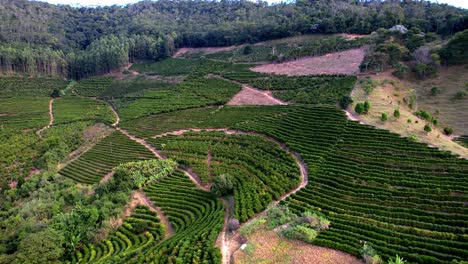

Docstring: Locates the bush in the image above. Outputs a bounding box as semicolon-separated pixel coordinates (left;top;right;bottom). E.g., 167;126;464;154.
455;90;466;100
210;174;235;196
424;124;432;132
393;109;400;118
355;103;365;114
381;113;388;121
363;101;371;113
280;224;318;243
431;87;440;96
415;110;433;121
266;205;295;229
339;95;353;109
114;159;178;189
243;45;253;55
443;127;454;135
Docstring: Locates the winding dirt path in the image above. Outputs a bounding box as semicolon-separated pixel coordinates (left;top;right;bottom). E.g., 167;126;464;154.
151;128;308;264
37;98;54;135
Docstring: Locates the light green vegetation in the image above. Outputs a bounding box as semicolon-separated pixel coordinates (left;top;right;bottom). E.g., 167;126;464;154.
0;97;50;130
0;77;68;97
130;58;202;76
53;96;115;125
59;131;154;184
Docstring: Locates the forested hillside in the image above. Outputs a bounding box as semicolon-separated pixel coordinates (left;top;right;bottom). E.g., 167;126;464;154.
0;0;467;78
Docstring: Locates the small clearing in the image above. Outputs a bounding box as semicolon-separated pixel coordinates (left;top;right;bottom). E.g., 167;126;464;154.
234;228;363;264
251;48;365;76
228;86;288;106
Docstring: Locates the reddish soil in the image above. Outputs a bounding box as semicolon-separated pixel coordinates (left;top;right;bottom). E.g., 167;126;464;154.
234;229;363;264
173;45;240;58
228;86;288;106
251;48;365;76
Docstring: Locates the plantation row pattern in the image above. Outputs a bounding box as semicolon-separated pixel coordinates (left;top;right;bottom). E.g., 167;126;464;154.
59;131;154;184
148;131;301;222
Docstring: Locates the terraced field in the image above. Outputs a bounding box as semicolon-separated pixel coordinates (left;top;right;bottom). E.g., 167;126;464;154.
74;77;113;97
73;205;165;263
148;131;301;222
120;105;468;263
0;97;50;130
59;131;154;184
53;96;115;125
0;76;68;97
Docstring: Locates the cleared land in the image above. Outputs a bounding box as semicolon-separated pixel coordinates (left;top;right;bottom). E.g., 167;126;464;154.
251;48;365;76
228;86;287;105
234;228;362;264
351;71;468;158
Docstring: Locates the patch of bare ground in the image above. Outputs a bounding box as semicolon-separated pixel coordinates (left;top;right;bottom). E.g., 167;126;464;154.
111;190;175;239
339;33;367;40
350;71;467;158
234;228;363;264
228;86;288;106
106;63;139;80
58;123;114;170
173;45;240;58
37;98;54;135
251;48;365;76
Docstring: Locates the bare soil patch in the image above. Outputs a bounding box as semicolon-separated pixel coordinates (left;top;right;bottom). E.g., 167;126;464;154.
350;72;468;158
173;46;240;58
251;48;365;76
234;228;363;264
228;86;288;106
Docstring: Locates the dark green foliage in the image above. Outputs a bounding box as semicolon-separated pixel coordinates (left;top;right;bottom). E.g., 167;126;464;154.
424;124;432;132
415;110;433;122
363;101;371;113
440;29;468;65
210;174;235;196
454;135;468;147
443;127;454;135
339;95;353;109
50;88;63;98
381;113;388;122
243;45;253;55
74;77;113;97
14;228;64;264
355;103;365;114
431;87;441;96
130;58;201;76
393;109;400;118
455;90;466;99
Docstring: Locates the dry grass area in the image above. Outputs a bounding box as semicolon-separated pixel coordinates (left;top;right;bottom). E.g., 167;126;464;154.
173;46;240;58
227;86;288;106
250;48;365;76
411;65;468;135
351;72;467;158
233;228;362;264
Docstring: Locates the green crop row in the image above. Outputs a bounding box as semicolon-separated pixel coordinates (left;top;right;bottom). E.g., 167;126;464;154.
0;76;68;97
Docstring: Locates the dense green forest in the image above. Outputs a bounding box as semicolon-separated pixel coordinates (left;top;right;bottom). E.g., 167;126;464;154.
0;0;467;78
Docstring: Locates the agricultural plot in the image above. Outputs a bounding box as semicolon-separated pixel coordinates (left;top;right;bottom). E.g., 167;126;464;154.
233;107;468;264
74;77;113;97
0;77;68;97
454;135;468;148
0;97;50;130
132;170;224;263
73;205;165;263
130;58;202;76
53;95;115;125
221;64;356;104
120;105;293;138
59;131;154;184
117;77;241;121
148;132;301;222
100;78;175;99
126;105;468;263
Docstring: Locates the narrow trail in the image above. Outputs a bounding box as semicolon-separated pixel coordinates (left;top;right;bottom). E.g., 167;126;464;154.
151;128;309;264
132;191;175;239
37;98;54;135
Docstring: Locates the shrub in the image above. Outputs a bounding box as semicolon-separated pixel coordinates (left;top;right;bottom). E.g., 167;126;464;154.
424;124;432;132
50;88;64;98
266;205;295;229
210;174;235;196
415;110;433;121
388;255;406;264
355;103;365;114
432;119;438;126
363;101;371;113
443;127;454;135
243;45;253;55
431;87;440;96
381;113;388;122
339;95;353;109
280;224;318;243
393;109;400;118
114;159;178;189
361;242;383;264
455;90;466;100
